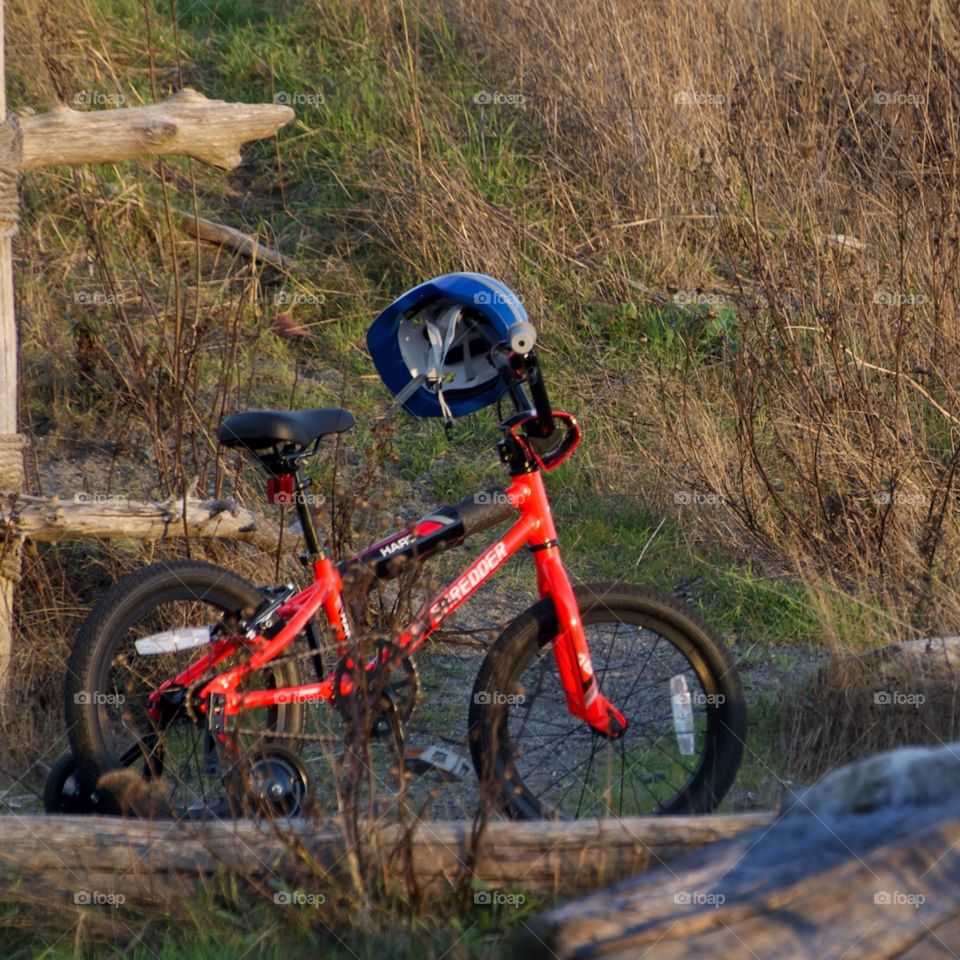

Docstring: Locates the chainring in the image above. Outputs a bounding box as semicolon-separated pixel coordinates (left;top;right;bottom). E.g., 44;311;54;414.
332;638;420;736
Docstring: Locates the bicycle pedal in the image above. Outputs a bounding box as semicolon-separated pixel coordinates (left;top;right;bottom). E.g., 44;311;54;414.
208;693;228;734
403;744;472;781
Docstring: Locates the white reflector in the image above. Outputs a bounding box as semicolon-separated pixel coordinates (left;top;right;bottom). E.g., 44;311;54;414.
135;627;210;655
669;674;696;756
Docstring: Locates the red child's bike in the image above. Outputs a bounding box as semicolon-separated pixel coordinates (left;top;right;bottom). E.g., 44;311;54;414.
61;340;745;820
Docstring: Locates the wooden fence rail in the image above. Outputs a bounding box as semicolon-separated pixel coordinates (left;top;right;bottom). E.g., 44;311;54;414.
1;495;280;551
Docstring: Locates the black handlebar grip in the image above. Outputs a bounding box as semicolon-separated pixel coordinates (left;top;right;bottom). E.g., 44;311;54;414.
454;487;515;539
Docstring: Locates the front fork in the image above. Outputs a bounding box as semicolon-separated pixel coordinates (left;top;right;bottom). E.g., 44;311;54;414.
517;473;627;738
535;548;627;737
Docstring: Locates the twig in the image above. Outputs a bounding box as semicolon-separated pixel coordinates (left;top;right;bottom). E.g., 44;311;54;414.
783;325;960;429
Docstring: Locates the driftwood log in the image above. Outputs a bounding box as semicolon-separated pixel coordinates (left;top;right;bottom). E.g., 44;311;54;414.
1;496;280;552
525;748;960;959
18;88;293;171
0;814;767;908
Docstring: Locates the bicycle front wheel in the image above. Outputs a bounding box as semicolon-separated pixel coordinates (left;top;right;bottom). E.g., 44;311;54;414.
65;560;305;816
468;583;746;818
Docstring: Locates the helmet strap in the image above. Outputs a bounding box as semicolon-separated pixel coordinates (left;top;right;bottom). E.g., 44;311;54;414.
438;388;455;438
389;305;461;437
394;372;427;408
424;306;462;437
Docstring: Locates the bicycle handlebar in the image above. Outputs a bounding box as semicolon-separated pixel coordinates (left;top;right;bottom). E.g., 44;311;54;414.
493;323;554;438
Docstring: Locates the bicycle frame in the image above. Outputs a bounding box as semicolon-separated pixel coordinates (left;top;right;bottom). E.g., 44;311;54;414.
149;470;627;739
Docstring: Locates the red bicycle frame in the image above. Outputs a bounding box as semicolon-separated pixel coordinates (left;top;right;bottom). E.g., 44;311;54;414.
148;420;627;739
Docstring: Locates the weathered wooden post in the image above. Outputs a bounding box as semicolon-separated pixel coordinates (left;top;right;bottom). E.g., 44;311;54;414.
0;0;23;700
0;0;295;697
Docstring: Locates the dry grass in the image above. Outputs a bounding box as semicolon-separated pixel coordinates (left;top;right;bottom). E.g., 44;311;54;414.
437;0;959;607
333;0;960;782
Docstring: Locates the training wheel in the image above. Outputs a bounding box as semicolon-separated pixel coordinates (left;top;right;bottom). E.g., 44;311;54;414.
228;746;310;818
43;752;102;815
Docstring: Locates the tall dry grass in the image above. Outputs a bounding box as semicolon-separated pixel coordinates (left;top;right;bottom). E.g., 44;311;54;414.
350;0;960;636
1;0;370;773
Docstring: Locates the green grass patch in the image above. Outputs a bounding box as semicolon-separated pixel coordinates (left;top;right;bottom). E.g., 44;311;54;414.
0;886;542;959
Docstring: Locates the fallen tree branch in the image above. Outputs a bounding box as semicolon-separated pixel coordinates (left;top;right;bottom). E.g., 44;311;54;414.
175;210;299;271
843;352;960;429
0;813;769;909
19;88;294;171
525;800;960;958
784;324;960;429
0;495;280;552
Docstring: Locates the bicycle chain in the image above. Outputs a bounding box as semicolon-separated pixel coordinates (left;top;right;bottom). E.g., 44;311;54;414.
235;725;340;742
183;639;334;725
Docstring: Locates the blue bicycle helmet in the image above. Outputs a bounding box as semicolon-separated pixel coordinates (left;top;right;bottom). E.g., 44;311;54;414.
367;273;536;419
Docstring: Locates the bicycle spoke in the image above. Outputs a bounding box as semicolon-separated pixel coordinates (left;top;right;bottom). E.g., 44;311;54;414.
485;591;736;818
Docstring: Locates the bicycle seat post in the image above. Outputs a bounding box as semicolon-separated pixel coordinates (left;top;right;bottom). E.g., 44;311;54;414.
290;461;325;563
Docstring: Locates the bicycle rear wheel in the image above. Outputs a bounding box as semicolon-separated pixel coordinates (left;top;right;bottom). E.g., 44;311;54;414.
65;560;305;817
468;583;746;818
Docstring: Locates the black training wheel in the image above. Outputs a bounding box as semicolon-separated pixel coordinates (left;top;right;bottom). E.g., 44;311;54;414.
43;752;102;815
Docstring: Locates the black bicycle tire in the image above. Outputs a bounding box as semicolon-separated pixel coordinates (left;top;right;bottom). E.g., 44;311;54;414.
43;752;100;815
468;582;746;818
65;559;306;797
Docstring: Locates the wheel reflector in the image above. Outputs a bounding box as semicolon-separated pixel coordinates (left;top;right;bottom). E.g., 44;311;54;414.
669;675;696;756
135;627;210;655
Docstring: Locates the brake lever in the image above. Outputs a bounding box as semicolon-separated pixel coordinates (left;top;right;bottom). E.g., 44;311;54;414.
502;410;582;471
